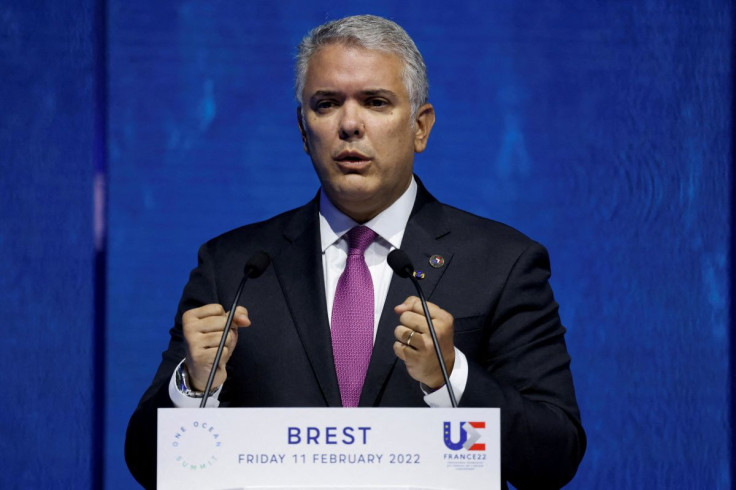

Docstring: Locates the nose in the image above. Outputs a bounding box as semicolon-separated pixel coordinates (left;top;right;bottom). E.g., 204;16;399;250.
338;101;364;140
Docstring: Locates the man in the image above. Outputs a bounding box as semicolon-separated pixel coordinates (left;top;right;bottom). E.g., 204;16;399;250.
126;14;585;489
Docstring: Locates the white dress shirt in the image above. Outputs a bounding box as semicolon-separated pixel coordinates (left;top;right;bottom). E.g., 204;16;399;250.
170;177;467;407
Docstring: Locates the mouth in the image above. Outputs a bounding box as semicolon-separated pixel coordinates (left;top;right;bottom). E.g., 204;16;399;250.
334;150;371;171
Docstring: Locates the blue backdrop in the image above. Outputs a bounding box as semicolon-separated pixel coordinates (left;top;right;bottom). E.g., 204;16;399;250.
1;1;732;488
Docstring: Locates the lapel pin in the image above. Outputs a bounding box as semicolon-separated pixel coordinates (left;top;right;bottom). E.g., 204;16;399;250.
413;270;426;280
429;254;445;268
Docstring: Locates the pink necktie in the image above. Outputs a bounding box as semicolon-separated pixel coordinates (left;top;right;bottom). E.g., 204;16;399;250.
331;226;377;407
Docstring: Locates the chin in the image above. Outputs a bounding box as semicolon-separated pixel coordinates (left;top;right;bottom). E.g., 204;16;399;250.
332;175;377;194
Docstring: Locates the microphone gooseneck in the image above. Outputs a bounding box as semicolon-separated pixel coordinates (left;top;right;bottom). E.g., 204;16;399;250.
387;249;458;407
200;251;271;407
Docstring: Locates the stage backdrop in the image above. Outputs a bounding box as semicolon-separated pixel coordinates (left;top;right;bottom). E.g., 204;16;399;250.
1;0;732;489
1;0;102;488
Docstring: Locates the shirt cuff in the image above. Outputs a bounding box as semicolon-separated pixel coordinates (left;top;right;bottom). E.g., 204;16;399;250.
422;348;468;407
168;359;222;408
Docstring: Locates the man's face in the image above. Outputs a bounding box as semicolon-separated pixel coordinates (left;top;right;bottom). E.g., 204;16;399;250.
298;43;435;223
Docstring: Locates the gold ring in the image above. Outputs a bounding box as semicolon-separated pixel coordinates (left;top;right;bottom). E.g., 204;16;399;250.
406;330;416;347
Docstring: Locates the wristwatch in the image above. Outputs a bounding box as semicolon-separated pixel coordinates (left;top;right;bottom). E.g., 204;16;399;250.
175;362;219;398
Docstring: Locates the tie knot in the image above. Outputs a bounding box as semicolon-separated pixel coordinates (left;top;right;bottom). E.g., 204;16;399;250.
345;226;377;256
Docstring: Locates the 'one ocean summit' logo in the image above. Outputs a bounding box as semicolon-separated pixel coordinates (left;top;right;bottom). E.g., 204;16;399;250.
169;419;223;471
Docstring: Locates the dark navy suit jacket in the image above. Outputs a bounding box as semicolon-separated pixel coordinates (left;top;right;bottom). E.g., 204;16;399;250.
126;181;586;489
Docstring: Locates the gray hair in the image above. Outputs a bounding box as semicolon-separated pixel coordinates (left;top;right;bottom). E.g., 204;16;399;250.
295;15;429;118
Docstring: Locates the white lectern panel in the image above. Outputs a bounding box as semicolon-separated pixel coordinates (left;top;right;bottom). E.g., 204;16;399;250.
158;407;499;490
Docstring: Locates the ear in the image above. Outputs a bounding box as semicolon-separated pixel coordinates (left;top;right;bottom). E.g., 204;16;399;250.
297;107;310;155
413;103;436;153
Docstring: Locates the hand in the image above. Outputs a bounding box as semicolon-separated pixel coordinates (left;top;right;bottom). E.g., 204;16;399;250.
182;304;251;391
393;296;455;389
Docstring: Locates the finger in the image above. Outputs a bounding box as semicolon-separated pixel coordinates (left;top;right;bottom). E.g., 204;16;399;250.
393;296;421;314
395;296;449;321
193;343;230;362
192;330;235;350
196;307;250;333
189;315;231;334
394;325;420;349
226;325;239;350
217;346;231;366
393;339;423;365
397;310;430;333
183;304;227;322
393;341;409;361
191;337;236;371
232;306;251;328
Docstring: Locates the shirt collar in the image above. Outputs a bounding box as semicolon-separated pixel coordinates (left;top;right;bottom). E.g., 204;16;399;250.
319;177;417;252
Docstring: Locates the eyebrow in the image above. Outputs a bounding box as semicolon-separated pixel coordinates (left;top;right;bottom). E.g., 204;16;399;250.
361;89;397;98
309;88;398;100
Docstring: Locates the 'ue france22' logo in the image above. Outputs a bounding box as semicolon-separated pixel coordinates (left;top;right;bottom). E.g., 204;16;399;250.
443;421;486;451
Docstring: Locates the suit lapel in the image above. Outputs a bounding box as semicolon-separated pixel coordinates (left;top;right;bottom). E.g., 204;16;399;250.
360;183;454;406
271;198;342;407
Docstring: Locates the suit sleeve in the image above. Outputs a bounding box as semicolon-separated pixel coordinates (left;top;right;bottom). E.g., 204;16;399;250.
124;240;220;489
459;242;586;489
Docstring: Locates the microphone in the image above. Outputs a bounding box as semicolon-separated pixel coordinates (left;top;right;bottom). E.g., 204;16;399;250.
387;249;458;407
200;251;271;407
243;251;271;279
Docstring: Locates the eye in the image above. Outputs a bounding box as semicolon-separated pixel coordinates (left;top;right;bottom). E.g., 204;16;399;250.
366;98;389;108
315;99;338;112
